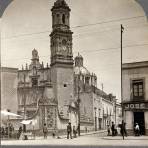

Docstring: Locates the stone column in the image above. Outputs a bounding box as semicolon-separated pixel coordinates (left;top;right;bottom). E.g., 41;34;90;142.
125;111;134;135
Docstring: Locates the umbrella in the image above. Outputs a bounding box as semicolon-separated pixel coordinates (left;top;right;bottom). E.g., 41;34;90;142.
20;120;32;125
20;119;37;125
1;110;22;117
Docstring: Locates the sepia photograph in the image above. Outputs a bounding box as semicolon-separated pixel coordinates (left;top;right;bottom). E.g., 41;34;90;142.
0;0;148;147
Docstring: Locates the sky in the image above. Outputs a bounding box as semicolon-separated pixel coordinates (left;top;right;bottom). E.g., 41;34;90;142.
1;0;148;101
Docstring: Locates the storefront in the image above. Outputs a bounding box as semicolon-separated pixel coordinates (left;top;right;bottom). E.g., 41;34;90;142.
123;101;148;135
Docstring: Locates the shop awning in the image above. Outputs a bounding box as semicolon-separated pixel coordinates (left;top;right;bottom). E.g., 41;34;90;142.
1;110;22;117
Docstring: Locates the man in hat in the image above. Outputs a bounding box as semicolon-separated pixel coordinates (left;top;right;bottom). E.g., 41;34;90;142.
67;122;72;139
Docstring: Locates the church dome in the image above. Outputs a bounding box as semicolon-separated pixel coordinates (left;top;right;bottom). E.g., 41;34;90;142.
74;53;90;75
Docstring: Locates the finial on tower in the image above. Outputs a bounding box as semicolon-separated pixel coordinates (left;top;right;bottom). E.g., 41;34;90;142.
32;48;39;60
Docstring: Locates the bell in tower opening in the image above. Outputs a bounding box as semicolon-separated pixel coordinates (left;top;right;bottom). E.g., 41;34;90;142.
50;0;73;66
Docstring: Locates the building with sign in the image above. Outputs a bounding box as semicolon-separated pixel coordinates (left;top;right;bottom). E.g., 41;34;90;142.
122;61;148;135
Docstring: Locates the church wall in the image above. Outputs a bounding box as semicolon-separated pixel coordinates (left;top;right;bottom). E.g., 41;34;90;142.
79;92;94;130
102;99;114;129
56;114;68;130
51;66;74;116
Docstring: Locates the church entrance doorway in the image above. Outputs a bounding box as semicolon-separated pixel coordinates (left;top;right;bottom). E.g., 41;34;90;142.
134;112;145;135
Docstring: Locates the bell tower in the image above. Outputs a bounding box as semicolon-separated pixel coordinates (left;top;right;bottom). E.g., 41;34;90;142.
50;0;74;122
50;0;73;66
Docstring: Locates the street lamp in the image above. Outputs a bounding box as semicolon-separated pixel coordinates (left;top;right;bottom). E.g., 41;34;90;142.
121;24;124;140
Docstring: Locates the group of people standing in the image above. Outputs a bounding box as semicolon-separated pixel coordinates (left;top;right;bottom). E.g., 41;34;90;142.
67;122;79;139
107;121;127;137
107;121;143;137
0;124;14;139
42;122;80;139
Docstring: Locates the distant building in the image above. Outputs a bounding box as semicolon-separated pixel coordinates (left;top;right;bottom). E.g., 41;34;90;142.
115;103;122;125
122;61;148;135
1;67;18;113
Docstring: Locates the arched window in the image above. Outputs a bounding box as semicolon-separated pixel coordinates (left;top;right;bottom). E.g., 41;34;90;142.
62;39;66;46
62;14;65;24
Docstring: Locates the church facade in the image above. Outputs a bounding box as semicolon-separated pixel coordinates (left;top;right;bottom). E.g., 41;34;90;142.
16;0;120;132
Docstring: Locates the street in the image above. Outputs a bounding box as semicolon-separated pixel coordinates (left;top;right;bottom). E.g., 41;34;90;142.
1;132;148;146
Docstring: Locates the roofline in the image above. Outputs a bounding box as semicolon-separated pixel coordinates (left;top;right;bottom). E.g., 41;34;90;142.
122;61;148;69
1;67;18;73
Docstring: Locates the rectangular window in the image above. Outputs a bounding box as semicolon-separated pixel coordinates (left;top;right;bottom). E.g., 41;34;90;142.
32;78;38;86
85;77;90;85
132;79;144;100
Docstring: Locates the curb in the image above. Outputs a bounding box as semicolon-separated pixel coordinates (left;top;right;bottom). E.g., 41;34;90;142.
102;136;148;140
57;130;107;139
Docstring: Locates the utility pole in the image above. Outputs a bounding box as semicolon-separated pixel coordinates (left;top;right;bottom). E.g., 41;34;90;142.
94;107;97;131
121;24;124;140
77;72;81;136
23;74;28;140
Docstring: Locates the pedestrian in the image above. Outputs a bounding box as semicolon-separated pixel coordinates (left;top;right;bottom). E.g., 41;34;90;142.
107;124;110;136
123;122;127;136
67;122;72;139
18;126;23;139
5;126;8;138
52;130;56;138
85;127;87;133
43;123;48;139
114;124;118;136
135;123;140;136
121;121;127;137
73;126;77;138
77;123;80;136
1;127;4;139
111;122;115;136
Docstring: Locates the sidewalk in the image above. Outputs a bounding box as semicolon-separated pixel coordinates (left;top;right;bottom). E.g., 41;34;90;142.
103;135;148;140
35;129;107;140
1;130;107;141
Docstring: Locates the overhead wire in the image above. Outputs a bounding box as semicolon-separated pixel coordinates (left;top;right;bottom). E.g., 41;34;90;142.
2;43;148;62
1;15;146;40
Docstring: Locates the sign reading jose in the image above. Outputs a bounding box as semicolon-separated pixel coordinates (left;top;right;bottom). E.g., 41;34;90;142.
124;102;148;110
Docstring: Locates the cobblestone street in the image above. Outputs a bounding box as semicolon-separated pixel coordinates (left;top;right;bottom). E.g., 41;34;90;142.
1;132;148;146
